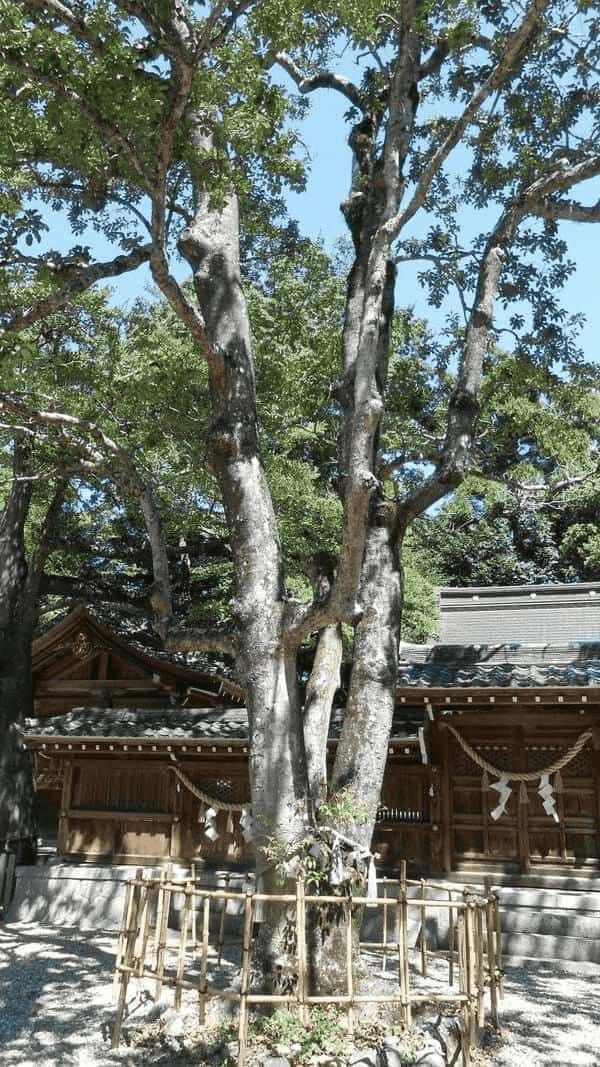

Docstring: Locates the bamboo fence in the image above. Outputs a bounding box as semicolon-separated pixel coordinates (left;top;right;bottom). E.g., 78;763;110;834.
112;863;503;1067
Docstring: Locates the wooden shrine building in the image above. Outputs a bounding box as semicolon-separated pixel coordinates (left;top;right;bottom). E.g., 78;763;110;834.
24;584;600;875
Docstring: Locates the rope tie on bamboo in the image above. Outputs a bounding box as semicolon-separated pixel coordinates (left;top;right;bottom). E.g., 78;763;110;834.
167;761;253;842
444;724;593;822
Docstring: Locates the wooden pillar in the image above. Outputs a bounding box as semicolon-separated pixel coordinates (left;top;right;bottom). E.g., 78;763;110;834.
429;766;442;875
516;725;530;874
592;726;600;864
168;766;183;860
440;724;452;873
57;759;74;855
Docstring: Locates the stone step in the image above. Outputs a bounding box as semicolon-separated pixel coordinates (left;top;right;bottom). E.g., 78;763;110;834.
496;886;600;912
449;865;600;892
501;929;600;964
500;908;600;938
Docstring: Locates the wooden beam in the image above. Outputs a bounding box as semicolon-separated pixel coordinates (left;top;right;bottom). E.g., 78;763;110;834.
36;679;164;693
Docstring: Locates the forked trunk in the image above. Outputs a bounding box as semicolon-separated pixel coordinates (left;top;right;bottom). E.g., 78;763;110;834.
301;511;402;992
332;507;402;842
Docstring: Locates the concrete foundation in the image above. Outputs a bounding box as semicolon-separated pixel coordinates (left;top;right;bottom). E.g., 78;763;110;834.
7;861;251;931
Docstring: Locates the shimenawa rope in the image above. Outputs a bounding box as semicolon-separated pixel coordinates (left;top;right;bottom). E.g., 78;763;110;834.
444;723;592;781
168;763;245;812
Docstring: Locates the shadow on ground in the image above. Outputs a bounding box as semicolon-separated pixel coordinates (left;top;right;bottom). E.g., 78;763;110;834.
488;958;600;1066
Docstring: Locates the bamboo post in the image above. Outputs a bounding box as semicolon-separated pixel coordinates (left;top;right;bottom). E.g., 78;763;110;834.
237;888;254;1067
190;863;198;948
198;896;211;1024
113;877;135;999
457;908;471;1067
420;878;428;977
401;878;411;1028
448;888;455;987
112;880;143;1047
382;881;389;973
155;863;173;999
493;893;504;997
475;902;485;1028
396;864;410;1028
464;896;477;1055
136;875;154;979
396;877;406;1026
112;942;131;1046
217;871;230;965
296;878;308;1023
175;880;192;1010
345;898;354;1039
152;868;167;971
486;892;499;1028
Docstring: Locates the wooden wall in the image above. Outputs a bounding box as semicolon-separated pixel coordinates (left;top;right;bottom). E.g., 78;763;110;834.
57;755;253;865
431;714;600;873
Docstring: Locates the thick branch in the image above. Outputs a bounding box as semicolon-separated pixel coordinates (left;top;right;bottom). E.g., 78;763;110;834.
275;51;366;112
388;0;551;240
149;248;214;356
287;6;421;643
529;198;600;223
23;0;113;60
164;622;237;657
303;624;342;807
1;245;152;334
398;205;520;522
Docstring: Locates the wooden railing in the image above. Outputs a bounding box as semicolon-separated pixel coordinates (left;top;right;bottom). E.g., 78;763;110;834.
112;865;502;1066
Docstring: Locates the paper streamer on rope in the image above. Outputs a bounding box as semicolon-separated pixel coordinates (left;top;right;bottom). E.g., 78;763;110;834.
204;806;219;841
226;811;235;836
538;774;559;822
239;806;254;842
418;727;428;765
490;776;512;820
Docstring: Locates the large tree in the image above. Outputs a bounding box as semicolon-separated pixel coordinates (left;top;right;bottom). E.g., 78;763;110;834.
1;0;599;982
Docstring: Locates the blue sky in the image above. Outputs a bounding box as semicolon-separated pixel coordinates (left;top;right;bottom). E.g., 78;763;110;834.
40;66;598;365
285;86;599;362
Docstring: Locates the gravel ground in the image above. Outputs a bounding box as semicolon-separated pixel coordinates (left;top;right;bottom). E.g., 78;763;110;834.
484;958;600;1067
1;921;599;1066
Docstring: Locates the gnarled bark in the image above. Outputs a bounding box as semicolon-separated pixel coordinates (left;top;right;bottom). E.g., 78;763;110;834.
0;449;65;856
331;507;402;846
177;124;311;983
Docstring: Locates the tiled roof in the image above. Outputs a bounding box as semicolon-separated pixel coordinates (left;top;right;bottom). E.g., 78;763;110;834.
25;706;422;743
397;657;600;688
26;707;249;740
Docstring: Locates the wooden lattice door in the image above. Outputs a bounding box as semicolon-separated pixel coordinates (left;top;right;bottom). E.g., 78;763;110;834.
443;721;600;872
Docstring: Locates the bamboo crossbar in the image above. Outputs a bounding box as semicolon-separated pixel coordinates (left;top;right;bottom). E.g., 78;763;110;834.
112;870;502;1067
123;879;473;910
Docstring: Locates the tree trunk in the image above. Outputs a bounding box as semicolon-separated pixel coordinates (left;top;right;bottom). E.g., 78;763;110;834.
303;623;342;810
0;628;38;856
0;442;35;853
331;507;402;841
0;468;65;857
299;509;402;992
178;125;311;984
